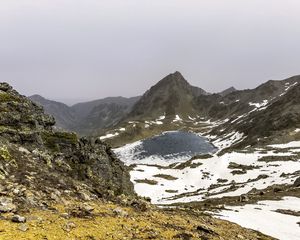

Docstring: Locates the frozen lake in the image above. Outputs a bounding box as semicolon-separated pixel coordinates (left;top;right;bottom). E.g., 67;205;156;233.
114;131;216;165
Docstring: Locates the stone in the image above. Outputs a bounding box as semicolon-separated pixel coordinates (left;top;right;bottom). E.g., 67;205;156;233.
0;197;16;213
0;83;12;92
173;232;193;240
113;207;129;217
78;191;91;201
18;224;29;232
239;194;249;202
18;147;30;155
68;204;94;218
130;199;150;212
293;177;300;187
11;215;26;223
63;221;76;232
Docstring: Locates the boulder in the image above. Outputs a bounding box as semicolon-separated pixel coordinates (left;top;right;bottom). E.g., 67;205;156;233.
294;177;300;187
113;207;129;217
0;197;16;213
11;215;26;223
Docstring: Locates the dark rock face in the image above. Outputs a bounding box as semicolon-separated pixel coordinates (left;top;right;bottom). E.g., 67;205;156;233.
206;75;300;148
127;71;208;120
293;177;300;187
0;82;134;209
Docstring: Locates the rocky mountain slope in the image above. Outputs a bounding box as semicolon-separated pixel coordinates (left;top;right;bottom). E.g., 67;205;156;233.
126;71;208;121
29;95;140;135
1;83;134;206
207;75;300;148
29;95;78;130
110;75;300;240
102;74;300;148
0;82;273;239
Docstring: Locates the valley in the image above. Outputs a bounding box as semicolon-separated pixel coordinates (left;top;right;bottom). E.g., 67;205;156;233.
8;71;300;240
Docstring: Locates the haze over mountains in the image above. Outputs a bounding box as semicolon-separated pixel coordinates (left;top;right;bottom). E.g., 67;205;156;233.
31;71;300;144
29;94;140;135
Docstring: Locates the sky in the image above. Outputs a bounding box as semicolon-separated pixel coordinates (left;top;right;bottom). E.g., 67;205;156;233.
1;0;300;104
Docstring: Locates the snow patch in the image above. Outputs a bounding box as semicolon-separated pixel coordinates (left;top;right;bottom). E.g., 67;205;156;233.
215;197;300;240
99;132;119;140
269;141;300;149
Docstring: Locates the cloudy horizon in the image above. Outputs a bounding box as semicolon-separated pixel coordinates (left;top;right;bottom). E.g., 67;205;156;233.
1;0;300;104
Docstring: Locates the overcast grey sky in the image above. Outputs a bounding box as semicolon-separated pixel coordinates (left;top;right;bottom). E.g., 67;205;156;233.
1;0;300;104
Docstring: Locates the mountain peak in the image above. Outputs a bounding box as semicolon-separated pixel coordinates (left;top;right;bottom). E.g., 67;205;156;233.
171;71;184;78
219;87;237;96
126;72;207;120
164;71;185;82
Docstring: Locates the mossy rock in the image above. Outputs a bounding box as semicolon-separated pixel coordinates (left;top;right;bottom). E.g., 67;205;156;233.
0;146;12;161
0;92;19;102
42;131;78;151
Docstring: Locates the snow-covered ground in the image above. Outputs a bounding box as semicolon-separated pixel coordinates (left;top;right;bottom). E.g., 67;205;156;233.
112;116;300;238
215;197;300;240
128;150;299;204
115;136;300;205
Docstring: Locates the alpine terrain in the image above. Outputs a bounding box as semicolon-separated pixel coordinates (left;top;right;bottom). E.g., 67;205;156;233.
0;82;274;239
20;71;300;240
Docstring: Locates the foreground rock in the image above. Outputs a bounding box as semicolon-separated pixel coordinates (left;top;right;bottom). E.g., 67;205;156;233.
0;82;134;211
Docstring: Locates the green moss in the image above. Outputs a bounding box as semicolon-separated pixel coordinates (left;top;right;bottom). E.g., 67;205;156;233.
42;131;78;151
0;146;12;161
0;92;19;102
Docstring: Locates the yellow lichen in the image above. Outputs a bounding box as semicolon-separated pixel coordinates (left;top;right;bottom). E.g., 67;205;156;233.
0;200;273;240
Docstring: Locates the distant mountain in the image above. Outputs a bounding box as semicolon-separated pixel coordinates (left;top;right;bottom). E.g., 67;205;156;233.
71;96;140;120
195;75;300;121
30;72;300;145
30;95;140;135
72;97;140;135
231;76;300;144
127;71;208;120
219;87;237;96
29;95;78;130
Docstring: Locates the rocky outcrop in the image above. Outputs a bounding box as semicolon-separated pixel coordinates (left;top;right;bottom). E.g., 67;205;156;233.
0;82;134;210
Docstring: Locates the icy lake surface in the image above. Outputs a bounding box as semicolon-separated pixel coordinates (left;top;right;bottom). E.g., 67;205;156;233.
114;131;216;165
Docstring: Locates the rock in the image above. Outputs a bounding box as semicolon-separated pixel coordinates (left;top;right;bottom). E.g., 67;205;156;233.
196;225;216;235
50;192;60;202
61;213;70;219
293;177;300;187
0;83;12;91
63;221;76;232
113;207;129;217
0;197;16;213
68;204;94;218
78;191;91;201
18;224;29;232
18;147;30;155
130;199;150;212
173;232;193;239
11;215;26;223
273;186;283;192
239;194;249;202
